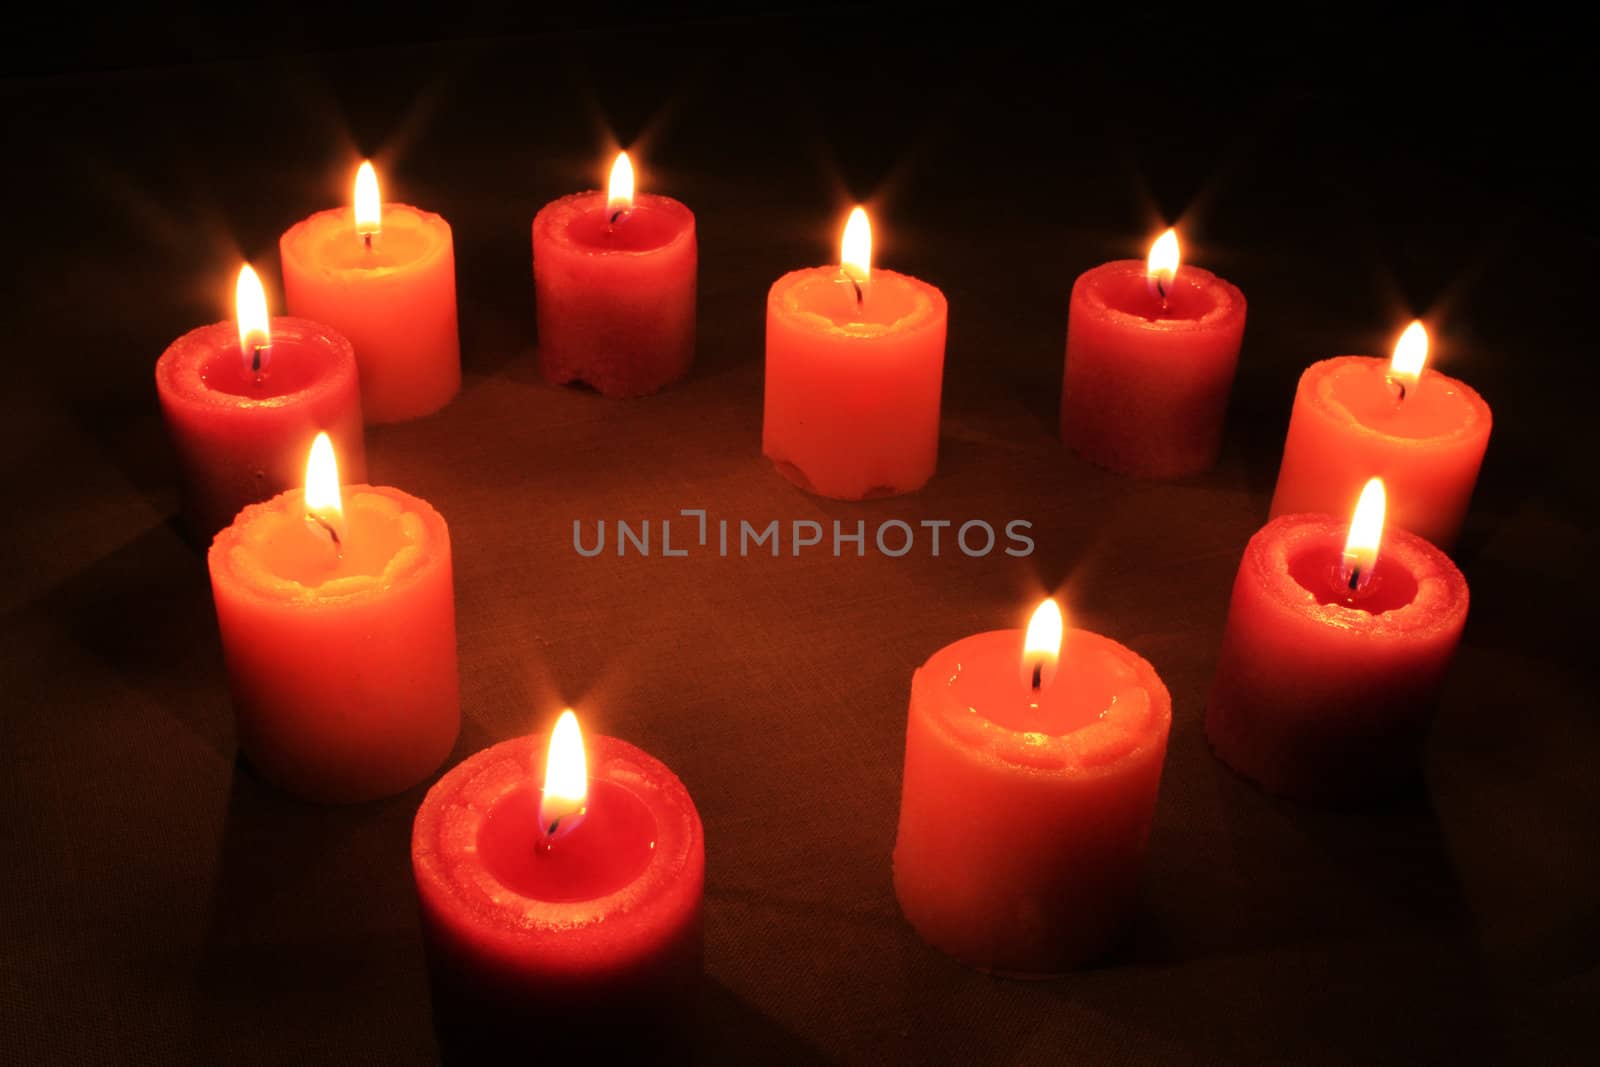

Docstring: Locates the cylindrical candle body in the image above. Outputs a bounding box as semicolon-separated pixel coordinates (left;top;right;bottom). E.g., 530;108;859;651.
1206;514;1469;801
208;485;459;803
412;733;704;1048
893;628;1171;974
156;317;365;541
1269;357;1492;550
281;203;461;423
1061;260;1246;478
763;267;948;499
532;191;697;397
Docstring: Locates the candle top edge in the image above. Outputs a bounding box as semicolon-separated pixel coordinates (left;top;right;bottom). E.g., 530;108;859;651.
912;627;1170;776
156;317;358;410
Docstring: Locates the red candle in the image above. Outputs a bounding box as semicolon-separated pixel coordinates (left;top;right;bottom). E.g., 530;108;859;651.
1060;229;1247;478
763;207;948;499
281;161;461;423
207;434;459;803
1207;479;1470;802
532;151;697;397
412;711;704;1037
893;599;1171;974
156;264;366;540
1269;322;1491;550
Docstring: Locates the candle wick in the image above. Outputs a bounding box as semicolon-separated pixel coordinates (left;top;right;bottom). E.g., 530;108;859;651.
1031;662;1043;691
363;231;373;251
251;343;268;375
1346;565;1361;592
541;815;565;851
838;265;866;307
539;802;585;850
308;513;343;556
1156;276;1169;312
1388;376;1408;404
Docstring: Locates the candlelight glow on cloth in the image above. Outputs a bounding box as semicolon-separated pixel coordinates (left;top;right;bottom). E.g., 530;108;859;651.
1146;228;1179;304
607;152;634;222
1389;320;1429;399
1341;477;1387;593
354;160;382;246
540;709;590;845
1022;597;1065;691
234;264;272;374
302;431;347;547
840;206;872;302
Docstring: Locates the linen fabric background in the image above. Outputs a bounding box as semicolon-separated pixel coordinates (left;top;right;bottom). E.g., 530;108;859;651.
2;13;1594;1064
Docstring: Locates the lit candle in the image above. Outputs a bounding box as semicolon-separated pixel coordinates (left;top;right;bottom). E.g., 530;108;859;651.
155;264;366;540
763;207;948;499
1060;227;1248;478
893;599;1171;974
1207;478;1470;801
1269;321;1492;550
280;160;461;423
412;710;704;1041
207;432;459;803
532;150;698;397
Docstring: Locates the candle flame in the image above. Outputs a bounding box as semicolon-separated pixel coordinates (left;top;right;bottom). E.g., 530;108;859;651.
841;206;872;284
1389;320;1429;395
354;160;382;238
608;151;635;219
234;264;272;375
1021;598;1065;691
303;432;346;545
1147;228;1180;301
1340;478;1387;594
539;709;589;843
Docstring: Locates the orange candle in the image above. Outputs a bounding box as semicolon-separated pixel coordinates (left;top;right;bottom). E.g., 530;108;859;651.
893;599;1171;974
207;433;459;803
281;161;461;423
1269;322;1491;550
763;207;948;500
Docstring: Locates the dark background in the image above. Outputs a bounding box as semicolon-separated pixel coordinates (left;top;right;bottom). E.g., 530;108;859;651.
3;9;1594;1064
